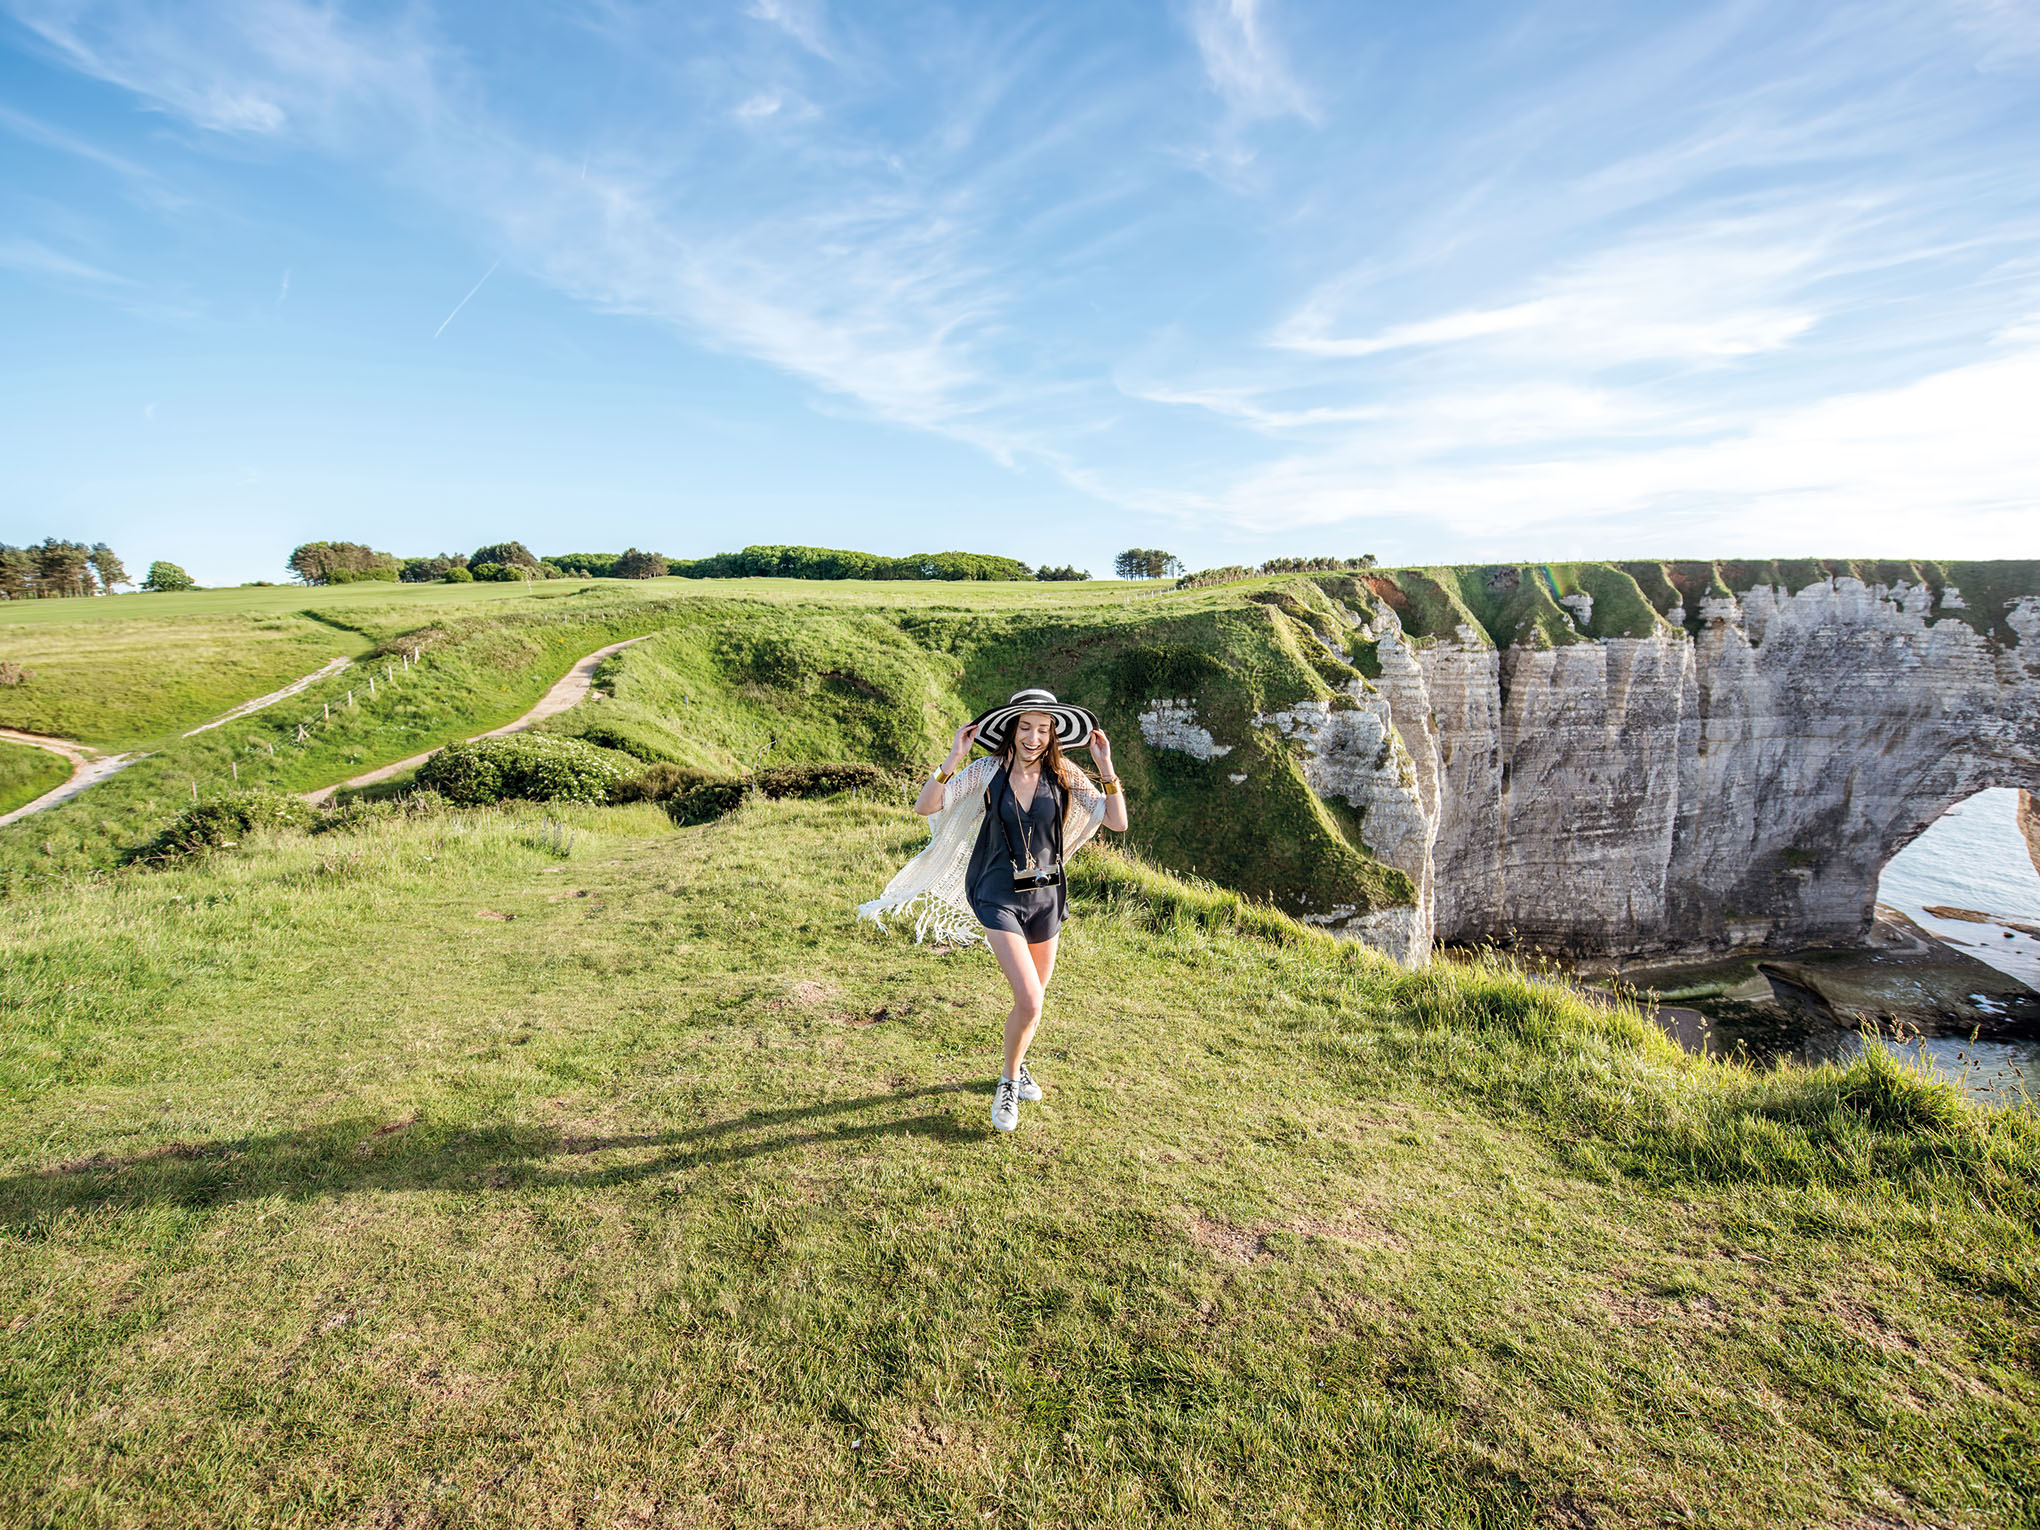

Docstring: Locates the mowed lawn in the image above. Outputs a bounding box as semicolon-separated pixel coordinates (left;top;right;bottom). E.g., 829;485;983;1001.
3;797;2036;1528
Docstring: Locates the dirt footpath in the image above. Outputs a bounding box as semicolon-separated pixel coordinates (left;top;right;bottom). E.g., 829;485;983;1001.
304;636;649;805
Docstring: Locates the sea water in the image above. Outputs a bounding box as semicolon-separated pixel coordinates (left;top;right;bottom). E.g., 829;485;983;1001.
1878;787;2040;991
1655;790;2040;1100
1680;788;2040;1101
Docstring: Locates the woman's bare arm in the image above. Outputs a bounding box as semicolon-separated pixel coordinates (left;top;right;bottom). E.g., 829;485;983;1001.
1088;728;1129;832
915;723;979;816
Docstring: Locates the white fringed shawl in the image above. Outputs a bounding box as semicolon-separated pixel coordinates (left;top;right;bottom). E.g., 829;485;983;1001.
858;754;1108;947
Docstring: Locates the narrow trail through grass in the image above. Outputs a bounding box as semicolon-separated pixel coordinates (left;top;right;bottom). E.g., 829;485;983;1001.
3;797;2034;1528
305;636;648;804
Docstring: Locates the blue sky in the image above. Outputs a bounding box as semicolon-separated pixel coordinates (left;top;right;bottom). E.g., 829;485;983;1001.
3;0;2037;586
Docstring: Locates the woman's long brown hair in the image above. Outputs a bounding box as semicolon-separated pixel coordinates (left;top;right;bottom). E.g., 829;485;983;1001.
997;714;1093;792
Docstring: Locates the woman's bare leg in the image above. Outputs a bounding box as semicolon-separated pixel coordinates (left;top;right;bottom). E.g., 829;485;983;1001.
984;929;1058;1079
1028;937;1059;995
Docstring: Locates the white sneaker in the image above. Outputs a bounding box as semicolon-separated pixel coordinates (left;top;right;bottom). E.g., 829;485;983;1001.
990;1077;1021;1132
1015;1062;1043;1103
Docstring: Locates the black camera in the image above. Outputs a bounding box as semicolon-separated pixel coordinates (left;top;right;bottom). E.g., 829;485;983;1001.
1012;864;1064;890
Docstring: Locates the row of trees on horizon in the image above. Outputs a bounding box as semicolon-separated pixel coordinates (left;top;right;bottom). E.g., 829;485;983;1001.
285;541;1115;586
0;539;195;598
7;536;1375;598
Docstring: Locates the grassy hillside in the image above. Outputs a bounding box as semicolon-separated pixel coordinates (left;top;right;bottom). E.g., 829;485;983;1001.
8;560;2035;912
0;738;70;817
2;794;2035;1527
0;576;1165;751
0;580;1418;925
0;612;367;750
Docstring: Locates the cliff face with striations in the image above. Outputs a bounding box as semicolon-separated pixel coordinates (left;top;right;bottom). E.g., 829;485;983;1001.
1132;561;2040;964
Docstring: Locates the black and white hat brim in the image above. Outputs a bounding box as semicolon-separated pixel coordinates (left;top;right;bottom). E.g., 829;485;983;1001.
969;688;1098;753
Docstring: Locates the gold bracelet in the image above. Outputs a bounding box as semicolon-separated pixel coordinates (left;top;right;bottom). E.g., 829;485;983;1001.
1101;777;1121;796
934;766;955;784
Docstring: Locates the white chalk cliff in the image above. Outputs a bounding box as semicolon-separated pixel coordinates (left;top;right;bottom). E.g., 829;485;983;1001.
1145;567;2040;965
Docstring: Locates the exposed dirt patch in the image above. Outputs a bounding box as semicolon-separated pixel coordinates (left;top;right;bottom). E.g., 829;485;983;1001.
1290;1217;1405;1252
1188;1216;1267;1263
831;1000;910;1028
355;1117;419;1156
476;909;516;922
768;980;835;1011
547;888;592;902
1594;1289;1664;1328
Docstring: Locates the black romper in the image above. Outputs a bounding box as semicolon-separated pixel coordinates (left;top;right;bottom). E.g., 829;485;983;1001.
966;766;1069;943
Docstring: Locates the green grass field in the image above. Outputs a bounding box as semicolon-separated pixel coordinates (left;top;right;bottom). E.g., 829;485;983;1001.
0;738;71;817
2;796;2035;1527
3;568;2038;1526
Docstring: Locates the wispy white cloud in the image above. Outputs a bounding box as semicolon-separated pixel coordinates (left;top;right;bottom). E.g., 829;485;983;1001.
745;0;832;61
8;0;2038;564
0;101;150;177
5;0;443;138
1275;211;1834;365
0;235;134;285
1188;0;1314;126
1138;328;2040;558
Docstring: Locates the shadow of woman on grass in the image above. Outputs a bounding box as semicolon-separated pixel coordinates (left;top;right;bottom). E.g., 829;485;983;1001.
0;1083;987;1223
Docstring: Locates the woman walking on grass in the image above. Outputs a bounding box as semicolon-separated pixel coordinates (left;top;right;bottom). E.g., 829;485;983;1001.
858;688;1130;1132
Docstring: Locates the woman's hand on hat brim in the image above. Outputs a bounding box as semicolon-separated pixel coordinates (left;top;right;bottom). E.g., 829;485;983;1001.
946;721;978;768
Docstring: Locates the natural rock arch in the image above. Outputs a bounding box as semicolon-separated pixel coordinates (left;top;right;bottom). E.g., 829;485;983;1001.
1163;563;2040;964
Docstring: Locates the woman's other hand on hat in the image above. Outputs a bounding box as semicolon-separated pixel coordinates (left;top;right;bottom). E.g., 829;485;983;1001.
945;722;978;771
1086;727;1129;831
1086;726;1115;776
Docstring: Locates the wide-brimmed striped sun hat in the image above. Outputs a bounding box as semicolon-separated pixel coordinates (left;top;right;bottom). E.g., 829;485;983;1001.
968;687;1098;754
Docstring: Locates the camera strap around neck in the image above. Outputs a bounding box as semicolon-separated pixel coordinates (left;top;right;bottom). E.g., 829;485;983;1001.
987;764;1062;875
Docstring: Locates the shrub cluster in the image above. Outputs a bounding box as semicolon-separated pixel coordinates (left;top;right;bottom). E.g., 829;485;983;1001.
613;760;898;826
401;554;468;583
1173;565;1253;589
753;762;897;799
142;561;196;592
129;789;316;863
312;789;451;836
417;736;631;806
288;541;400;585
549;552;618;578
1175;555;1379;589
671;545;1029;582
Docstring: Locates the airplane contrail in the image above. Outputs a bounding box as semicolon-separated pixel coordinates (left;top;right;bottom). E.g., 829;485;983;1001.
432;259;500;339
